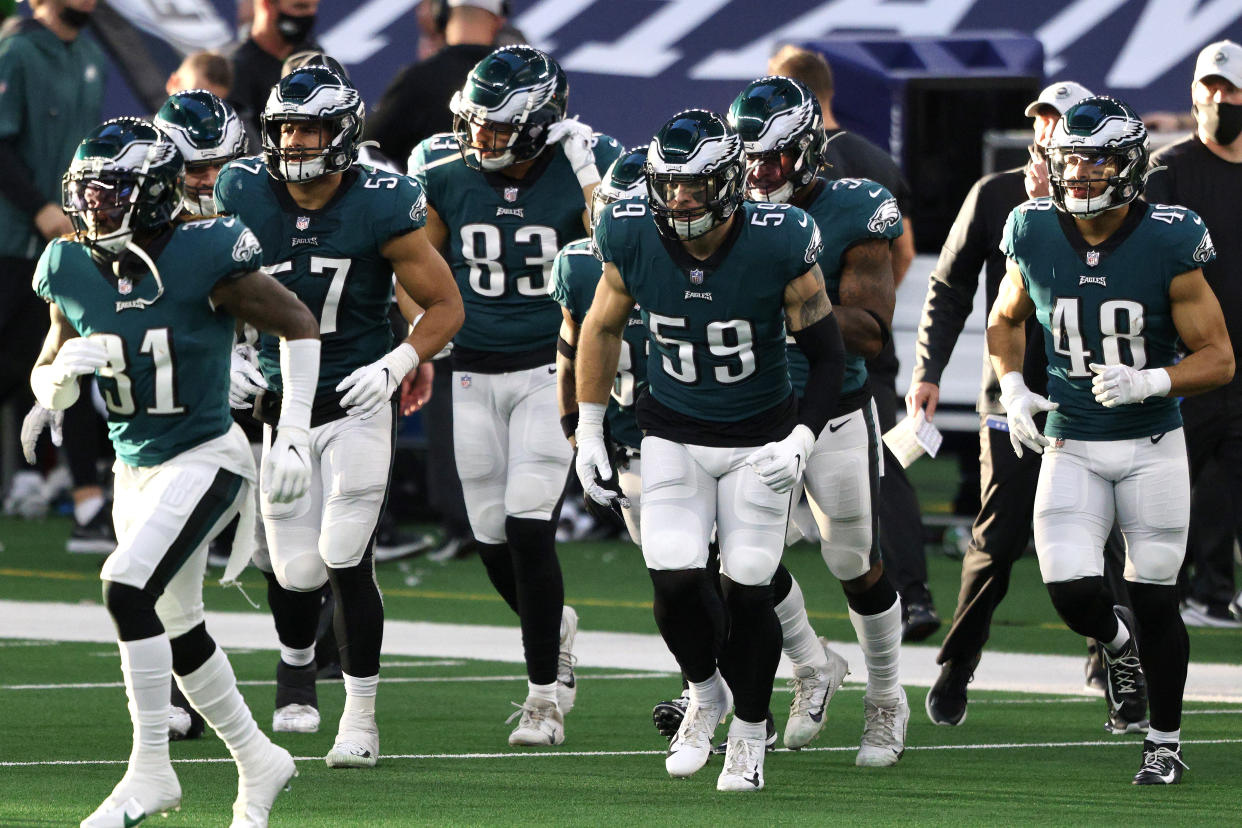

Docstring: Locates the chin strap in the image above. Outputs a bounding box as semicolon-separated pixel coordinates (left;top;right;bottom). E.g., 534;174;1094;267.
114;239;165;312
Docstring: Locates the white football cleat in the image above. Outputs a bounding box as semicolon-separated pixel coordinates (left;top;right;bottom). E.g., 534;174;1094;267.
272;703;320;734
557;605;579;715
507;698;565;746
856;687;910;767
716;732;766;792
665;684;732;778
325;713;379;768
784;639;849;750
230;742;297;828
80;765;181;827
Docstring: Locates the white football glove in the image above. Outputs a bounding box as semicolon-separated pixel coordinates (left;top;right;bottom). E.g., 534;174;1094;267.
336;343;419;419
546;116;601;188
1089;363;1171;408
31;336;110;410
263;426;311;504
228;344;268;409
747;424;815;493
574;403;630;510
998;371;1058;458
20;404;63;464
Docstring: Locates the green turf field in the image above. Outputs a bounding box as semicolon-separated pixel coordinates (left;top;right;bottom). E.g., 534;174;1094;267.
2;514;1241;825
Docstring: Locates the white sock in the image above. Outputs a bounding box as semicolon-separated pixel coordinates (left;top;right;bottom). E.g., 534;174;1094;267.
280;644;315;668
176;646;265;763
849;596;903;704
1105;611;1131;654
527;681;557;705
342;673;379;721
775;576;828;670
118;635;173;770
688;669;725;704
1147;727;1180;745
728;715;766;740
75;494;104;526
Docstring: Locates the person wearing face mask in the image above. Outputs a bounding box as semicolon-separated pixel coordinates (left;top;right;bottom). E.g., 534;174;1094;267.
228;0;319;143
1145;41;1242;629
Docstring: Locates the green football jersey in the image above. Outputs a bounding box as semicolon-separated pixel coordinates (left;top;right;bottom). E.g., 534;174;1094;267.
549;237;645;450
410;132;622;357
1002;198;1214;440
33;217;262;466
784;177;903;396
593;199;820;423
215;159;427;397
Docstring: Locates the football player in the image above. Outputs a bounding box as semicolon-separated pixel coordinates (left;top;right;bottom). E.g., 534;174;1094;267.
576;109;846;791
409;45;621;746
988;97;1233;785
38;118;318;828
214;64;464;769
728;76;907;764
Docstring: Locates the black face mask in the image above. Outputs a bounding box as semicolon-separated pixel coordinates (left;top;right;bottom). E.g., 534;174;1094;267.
276;12;316;45
59;6;92;29
1195;100;1242;146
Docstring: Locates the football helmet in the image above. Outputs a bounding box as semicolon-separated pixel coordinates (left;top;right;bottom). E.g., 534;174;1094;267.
591;144;648;222
154;89;247;216
261;64;364;182
727;76;827;203
61;117;183;259
646;109;743;241
450;45;568;172
1046;96;1149;218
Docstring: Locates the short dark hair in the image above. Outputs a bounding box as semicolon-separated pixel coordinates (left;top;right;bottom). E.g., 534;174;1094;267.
768;45;834;101
182;51;233;94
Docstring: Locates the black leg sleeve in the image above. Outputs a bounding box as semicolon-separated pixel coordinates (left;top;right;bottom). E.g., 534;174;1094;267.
326;554;385;678
477;541;520;614
1129;582;1188;733
260;568;322;650
719;577;781;724
506;516;565;686
650;568;726;683
1045;576;1119;642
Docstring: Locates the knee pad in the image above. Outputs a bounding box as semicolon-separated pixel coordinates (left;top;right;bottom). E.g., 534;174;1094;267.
1124;536;1185;586
820;517;873;581
718;545;780;587
275;550;329;592
102;580;163;641
169;622;217;676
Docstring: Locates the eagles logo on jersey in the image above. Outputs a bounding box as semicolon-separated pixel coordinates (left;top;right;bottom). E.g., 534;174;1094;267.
61;118;183;260
449;45;568;172
727;75;827;204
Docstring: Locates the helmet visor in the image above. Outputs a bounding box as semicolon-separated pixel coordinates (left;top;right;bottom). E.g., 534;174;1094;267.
63;173;138;237
1048;148;1118;195
454;111;521;162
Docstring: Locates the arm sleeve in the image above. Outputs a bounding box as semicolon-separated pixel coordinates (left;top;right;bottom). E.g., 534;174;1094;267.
793;312;846;434
911;177;991;385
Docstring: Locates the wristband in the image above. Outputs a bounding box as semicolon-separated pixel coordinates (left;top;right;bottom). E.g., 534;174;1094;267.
277;338;321;432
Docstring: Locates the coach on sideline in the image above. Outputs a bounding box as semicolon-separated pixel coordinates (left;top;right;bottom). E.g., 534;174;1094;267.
1145;40;1242;629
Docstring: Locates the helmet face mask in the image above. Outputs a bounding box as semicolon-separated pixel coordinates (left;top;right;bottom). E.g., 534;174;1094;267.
261;65;364;183
646;109;743;241
1046;96;1148;218
62;118;183;260
728;76;826;204
450;46;568;172
154;89;247;216
590;144;648;224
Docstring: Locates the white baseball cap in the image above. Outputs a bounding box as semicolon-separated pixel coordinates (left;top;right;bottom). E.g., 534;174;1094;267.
1024;81;1094;117
1194;40;1242;88
447;0;507;14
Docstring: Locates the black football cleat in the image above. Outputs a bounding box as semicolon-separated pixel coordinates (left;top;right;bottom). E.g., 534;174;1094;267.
1103;606;1149;734
1133;741;1187;785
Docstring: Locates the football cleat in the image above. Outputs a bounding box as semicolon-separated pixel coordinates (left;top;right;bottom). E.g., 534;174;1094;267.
1180;597;1242;629
857;688;909;767
666;684;732;778
557;605;579;715
325;712;379;768
784;639;849;749
716;732;767;792
506;697;565;746
273;703;320;734
712;709;776;755
925;656;978;727
1132;741;1187;785
1103;606;1148;735
231;742;297;828
653;691;689;741
1084;640;1107;693
80;765;181;827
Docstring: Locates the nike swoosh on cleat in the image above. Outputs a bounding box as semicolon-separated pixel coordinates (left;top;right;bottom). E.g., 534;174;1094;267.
745;768;761;787
124;809;147;828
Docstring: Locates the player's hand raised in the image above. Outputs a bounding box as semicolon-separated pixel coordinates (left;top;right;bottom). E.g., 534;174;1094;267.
747;424;815;493
1089;363;1171;408
998;371;1057;458
263;426;311;503
547;116;600;188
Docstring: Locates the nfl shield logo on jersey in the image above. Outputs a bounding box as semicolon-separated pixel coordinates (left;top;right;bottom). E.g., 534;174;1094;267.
504;186;519;203
460;374;472;388
689;269;704;284
117;277;132;295
296;216;310;231
1086;250;1099;267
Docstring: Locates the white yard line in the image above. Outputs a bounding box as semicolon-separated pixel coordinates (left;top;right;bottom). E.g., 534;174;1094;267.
4;737;1242;768
3;599;1241;701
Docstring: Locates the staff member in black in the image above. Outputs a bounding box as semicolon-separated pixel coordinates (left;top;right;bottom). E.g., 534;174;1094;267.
1146;40;1242;629
906;81;1136;726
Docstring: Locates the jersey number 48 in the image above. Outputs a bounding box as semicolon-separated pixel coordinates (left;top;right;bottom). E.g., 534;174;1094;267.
1052;296;1147;378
